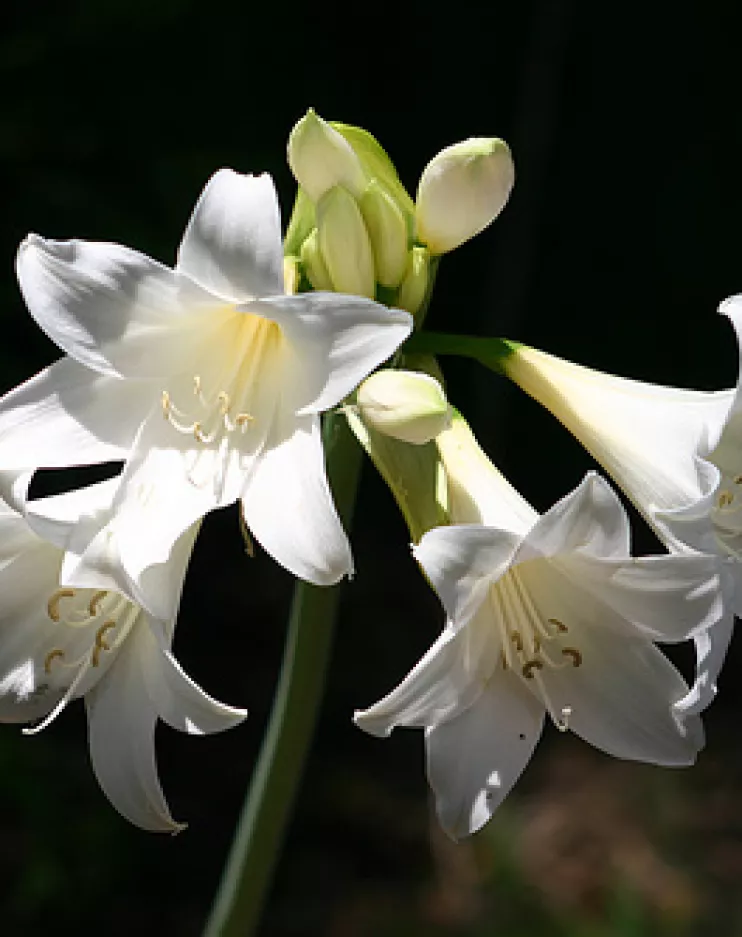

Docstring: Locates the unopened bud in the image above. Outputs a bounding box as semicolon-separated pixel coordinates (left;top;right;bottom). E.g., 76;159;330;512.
359;181;409;288
415;138;514;254
288;109;366;202
299;229;334;292
357;370;451;445
397;246;430;315
317;186;375;298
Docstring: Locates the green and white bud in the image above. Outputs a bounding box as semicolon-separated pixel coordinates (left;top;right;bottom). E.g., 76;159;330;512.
415;137;514;254
357;370;451;445
317;186;375;298
359;181;409;288
288;109;366;202
299;229;334;292
397;246;430;315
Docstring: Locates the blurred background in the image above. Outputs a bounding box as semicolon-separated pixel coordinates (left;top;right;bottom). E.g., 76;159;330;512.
2;0;742;934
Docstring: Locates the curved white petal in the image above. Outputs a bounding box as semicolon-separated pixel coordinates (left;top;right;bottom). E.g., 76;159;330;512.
413;525;522;628
25;477;121;551
354;606;501;737
241;412;352;586
177;170;284;301
0;357;153;469
516;472;630;564
17;235;222;379
138;622;246;734
673;610;735;718
535;622;704;766
505;345;734;543
554;550;727;643
247;292;412;414
85;626;184;833
435;413;537;530
425;671;544;840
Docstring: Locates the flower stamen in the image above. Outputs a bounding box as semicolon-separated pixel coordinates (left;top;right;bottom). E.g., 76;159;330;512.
44;649;65;673
47;589;76;622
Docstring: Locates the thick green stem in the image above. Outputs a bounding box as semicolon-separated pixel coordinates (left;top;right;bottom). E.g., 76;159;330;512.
403;330;520;372
203;413;362;937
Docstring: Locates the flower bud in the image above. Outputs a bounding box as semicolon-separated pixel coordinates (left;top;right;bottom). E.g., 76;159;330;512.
299;229;334;292
359;182;409;288
283;255;301;295
396;246;430;315
357;370;451;445
288;109;366;202
415;138;514;254
317;186;375;298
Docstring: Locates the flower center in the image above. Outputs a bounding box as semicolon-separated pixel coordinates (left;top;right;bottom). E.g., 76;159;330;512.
492;568;582;731
42;586;138;683
711;472;742;557
160;315;280;450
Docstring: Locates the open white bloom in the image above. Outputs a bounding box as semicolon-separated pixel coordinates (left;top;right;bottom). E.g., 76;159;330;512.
355;416;724;839
499;299;742;714
1;169;412;616
0;475;246;832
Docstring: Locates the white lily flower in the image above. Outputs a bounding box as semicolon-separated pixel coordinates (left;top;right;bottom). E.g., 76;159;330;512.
0;476;246;832
1;169;412;614
355;416;724;840
498;300;742;715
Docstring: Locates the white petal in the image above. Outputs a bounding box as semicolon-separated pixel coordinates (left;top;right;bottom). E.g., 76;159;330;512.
241;412;352;586
139;621;246;734
85;626;184;832
425;671;544;839
505;345;734;540
516;472;630;564
24;477;121;551
673;610;735;718
354;605;501;737
536;622;704;766
177;170;284;301
0;357;153;469
413;525;522;628
553;550;727;642
246;292;412;414
17;235;223;379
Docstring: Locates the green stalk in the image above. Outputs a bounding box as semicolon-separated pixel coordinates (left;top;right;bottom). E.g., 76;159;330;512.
203;412;362;937
403;330;519;371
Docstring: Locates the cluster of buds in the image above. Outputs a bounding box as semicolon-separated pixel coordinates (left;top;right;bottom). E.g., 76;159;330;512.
285;110;514;316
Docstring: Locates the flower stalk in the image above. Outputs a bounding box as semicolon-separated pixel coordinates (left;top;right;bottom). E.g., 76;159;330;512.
203;411;362;937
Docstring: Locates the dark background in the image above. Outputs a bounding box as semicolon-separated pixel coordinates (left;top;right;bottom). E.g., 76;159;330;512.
2;1;742;934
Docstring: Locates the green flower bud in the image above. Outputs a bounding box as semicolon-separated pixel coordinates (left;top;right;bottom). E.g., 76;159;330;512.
288;109;366;202
317;186;375;298
359;181;409;288
357;370;451;445
299;229;334;292
397;246;430;315
415;138;514;254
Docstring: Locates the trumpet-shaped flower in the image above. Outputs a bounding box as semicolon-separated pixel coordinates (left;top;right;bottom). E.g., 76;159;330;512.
355;416;725;839
1;170;412;615
0;475;246;831
497;299;742;714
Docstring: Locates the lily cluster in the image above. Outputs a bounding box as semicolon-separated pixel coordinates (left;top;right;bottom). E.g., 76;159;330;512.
0;110;735;848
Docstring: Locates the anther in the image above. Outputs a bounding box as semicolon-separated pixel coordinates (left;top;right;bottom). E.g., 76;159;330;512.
218;391;231;415
522;659;544;679
234;413;254;428
511;631;523;652
91;621;117;667
562;648;582;667
547;617;568;633
47;589;76;622
193;421;206;443
161;391;171;417
735;475;742;486
44;649;65;673
88;591;108;617
718;490;734;508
